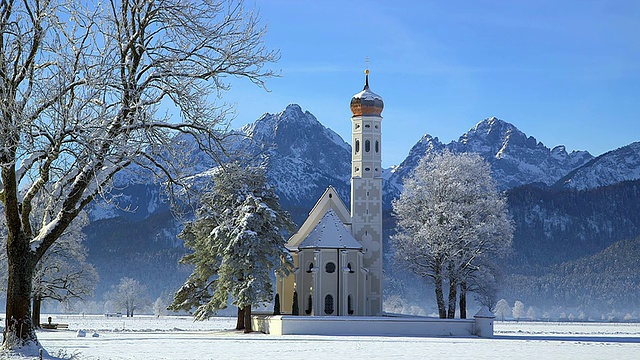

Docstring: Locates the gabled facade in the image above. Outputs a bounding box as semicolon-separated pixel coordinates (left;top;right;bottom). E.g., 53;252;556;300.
277;71;384;317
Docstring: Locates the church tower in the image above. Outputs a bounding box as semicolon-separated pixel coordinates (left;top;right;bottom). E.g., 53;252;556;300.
350;70;383;316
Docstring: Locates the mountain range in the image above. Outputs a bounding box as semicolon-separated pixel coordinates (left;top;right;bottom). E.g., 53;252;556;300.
79;104;640;316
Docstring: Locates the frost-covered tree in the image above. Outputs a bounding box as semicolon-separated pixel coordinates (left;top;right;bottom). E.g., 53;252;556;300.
31;211;98;328
169;164;294;333
0;0;278;348
392;151;513;319
494;298;511;321
153;297;168;317
106;277;149;317
526;306;536;320
513;300;525;321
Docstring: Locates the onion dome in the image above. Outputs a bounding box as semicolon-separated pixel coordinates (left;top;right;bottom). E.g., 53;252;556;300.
350;70;384;117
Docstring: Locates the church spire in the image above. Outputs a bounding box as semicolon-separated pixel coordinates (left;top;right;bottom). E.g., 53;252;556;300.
350;68;384;117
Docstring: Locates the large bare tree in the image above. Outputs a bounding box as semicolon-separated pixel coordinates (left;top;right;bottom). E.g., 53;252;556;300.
1;0;278;349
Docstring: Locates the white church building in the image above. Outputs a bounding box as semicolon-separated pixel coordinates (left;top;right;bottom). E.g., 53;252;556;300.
262;71;495;338
276;70;385;317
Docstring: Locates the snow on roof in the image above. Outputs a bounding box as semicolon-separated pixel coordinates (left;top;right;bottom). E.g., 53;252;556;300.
298;208;362;250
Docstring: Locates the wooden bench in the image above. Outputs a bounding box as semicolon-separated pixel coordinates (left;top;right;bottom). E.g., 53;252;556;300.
41;323;69;330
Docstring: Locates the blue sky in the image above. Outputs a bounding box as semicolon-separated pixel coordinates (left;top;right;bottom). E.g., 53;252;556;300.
223;0;639;167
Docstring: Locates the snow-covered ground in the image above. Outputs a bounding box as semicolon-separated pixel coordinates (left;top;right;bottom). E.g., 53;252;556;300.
2;315;639;359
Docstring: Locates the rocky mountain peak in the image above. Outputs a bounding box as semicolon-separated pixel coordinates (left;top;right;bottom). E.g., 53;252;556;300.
555;141;640;190
389;117;593;191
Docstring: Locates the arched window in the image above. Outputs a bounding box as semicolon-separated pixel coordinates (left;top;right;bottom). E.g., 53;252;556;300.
306;262;314;273
348;295;354;315
355;139;360;153
324;295;334;315
347;263;355;274
375;140;379;153
325;262;336;273
365;140;370;152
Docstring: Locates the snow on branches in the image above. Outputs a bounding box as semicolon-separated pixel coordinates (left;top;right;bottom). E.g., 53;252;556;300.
392;151;513;318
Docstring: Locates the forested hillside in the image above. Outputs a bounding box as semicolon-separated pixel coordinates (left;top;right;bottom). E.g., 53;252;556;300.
503;235;640;317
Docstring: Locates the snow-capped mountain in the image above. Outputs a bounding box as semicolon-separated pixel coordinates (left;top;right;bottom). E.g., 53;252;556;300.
389;117;593;192
228;104;352;221
554;142;640;190
80;105;640;311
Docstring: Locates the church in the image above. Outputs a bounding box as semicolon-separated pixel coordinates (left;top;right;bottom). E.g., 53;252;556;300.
276;70;384;317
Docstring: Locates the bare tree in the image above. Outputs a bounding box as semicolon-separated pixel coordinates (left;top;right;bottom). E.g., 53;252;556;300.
107;277;149;317
1;0;278;348
31;211;98;328
392;151;513;319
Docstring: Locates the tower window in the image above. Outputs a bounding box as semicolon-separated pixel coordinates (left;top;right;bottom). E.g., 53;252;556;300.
347;263;355;273
355;139;360;153
365;140;370;152
348;295;354;315
324;295;334;315
365;167;370;171
325;262;336;273
306;262;314;273
365;124;370;128
375;141;379;153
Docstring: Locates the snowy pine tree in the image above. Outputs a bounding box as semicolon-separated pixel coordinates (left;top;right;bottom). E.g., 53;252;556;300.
169;164;294;332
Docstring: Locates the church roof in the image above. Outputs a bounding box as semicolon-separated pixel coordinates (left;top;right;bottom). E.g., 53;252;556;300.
298;208;362;250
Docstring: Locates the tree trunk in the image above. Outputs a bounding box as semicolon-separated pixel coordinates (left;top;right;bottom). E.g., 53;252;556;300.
459;281;467;319
243;305;252;333
32;296;42;328
3;231;38;348
434;267;446;319
447;275;457;319
236;307;245;330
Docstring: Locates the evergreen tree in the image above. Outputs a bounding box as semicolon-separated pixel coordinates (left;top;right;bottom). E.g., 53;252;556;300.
169;164;294;332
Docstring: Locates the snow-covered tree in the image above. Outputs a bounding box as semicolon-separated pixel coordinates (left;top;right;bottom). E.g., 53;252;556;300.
106;278;149;317
0;0;278;348
31;211;98;327
512;300;525;321
494;299;511;321
153;297;168;318
169;164;294;332
526;306;537;320
392;151;513;319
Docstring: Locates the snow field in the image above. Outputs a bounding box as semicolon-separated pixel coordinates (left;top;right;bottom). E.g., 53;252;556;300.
2;315;640;359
